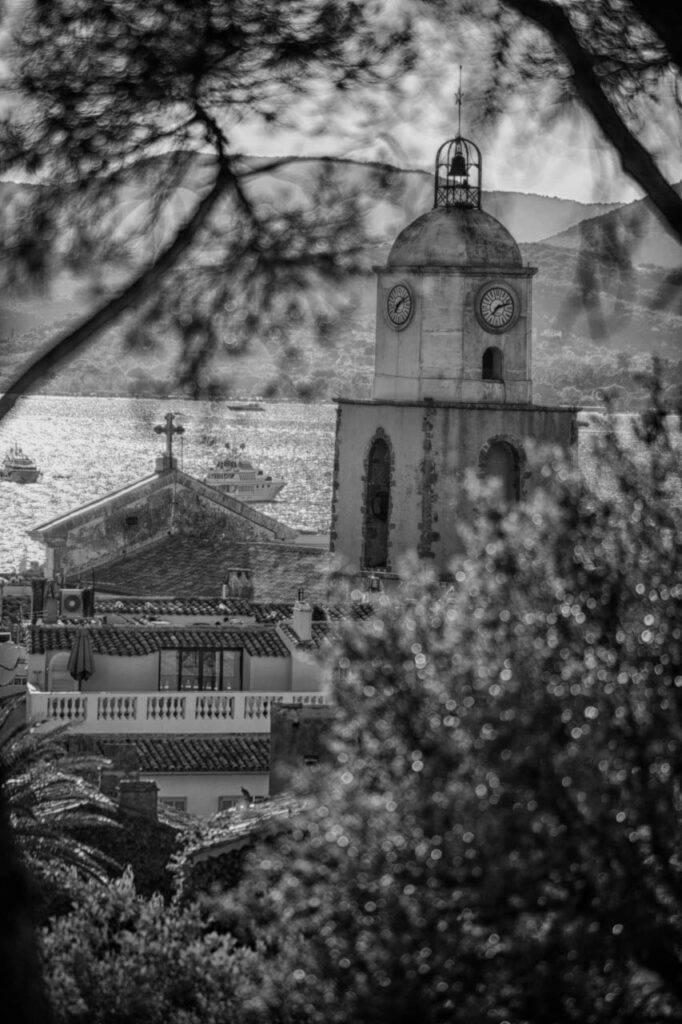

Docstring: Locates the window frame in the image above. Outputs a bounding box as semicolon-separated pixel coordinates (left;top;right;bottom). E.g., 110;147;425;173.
159;796;187;812
158;648;242;691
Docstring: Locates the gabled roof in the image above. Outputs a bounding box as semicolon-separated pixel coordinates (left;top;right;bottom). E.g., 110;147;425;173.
25;623;289;658
76;733;269;773
89;534;331;603
30;468;297;543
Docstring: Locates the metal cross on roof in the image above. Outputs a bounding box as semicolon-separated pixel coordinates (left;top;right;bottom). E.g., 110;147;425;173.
154;412;185;463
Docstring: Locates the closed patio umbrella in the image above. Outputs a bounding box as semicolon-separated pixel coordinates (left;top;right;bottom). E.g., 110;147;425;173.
67;627;94;684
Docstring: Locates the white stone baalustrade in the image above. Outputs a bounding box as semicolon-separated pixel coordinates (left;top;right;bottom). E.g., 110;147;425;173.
28;690;330;734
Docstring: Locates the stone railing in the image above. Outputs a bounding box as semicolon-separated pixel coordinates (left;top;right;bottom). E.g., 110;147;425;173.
29;690;329;735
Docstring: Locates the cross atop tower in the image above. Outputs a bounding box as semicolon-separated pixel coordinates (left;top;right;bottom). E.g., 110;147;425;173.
154;412;185;471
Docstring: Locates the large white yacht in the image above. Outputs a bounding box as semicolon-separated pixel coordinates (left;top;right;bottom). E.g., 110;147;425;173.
204;444;285;502
0;443;41;483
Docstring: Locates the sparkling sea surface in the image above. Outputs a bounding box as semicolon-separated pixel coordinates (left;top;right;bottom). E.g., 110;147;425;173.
0;397;337;570
0;396;654;574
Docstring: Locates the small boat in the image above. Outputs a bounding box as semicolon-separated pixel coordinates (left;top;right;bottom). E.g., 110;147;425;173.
204;443;285;502
0;443;41;483
227;402;265;412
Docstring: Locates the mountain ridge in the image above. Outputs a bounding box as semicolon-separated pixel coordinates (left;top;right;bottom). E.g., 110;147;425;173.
0;163;678;408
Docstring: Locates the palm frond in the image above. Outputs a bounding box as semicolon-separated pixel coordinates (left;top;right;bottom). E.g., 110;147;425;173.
1;702;121;888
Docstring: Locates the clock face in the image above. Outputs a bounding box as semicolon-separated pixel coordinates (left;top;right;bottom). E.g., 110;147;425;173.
386;283;413;328
478;284;517;331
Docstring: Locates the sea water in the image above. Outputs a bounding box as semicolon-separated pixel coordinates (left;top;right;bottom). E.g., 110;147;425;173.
0;396;658;573
0;396;337;570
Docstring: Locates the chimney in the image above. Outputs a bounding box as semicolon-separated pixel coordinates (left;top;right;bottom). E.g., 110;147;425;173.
117;779;158;820
31;577;46;623
362;574;384;605
292;587;313;642
222;568;253;600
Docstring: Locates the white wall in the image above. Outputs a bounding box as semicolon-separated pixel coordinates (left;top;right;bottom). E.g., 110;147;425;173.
290;649;324;691
244;653;290;691
149;771;269;816
82;653;159;692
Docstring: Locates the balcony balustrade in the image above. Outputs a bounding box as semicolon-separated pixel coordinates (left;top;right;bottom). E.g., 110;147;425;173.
28;690;329;734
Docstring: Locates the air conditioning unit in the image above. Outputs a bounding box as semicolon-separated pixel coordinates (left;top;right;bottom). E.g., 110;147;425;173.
60;589;85;617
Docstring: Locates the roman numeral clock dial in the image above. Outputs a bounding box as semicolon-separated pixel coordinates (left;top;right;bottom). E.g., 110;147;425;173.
477;284;518;332
386;283;413;329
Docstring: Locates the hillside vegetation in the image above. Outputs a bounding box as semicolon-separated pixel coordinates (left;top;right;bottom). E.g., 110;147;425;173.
0;165;679;409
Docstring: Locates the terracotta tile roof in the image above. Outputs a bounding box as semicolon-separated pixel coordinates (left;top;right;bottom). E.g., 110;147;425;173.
94;597;296;623
80;535;331;603
325;603;375;621
25;623;289;658
79;734;269;773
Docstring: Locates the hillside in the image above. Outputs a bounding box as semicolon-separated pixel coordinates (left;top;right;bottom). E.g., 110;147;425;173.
0;161;678;408
520;240;682;357
536;184;682;269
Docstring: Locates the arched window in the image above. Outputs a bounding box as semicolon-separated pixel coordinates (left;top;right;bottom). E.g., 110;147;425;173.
363;437;390;568
482;346;503;381
482;441;519;502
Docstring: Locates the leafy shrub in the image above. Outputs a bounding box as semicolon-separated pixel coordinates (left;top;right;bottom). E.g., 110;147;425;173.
227;411;682;1023
41;871;265;1024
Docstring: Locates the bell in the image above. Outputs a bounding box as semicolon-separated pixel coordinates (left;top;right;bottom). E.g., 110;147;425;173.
449;152;468;178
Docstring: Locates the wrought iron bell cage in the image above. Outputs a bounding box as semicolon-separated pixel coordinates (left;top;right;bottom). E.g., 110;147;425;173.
434;136;482;209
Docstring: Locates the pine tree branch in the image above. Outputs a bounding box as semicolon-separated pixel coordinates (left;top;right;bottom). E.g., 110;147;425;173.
503;0;682;245
627;0;682;77
0;163;233;424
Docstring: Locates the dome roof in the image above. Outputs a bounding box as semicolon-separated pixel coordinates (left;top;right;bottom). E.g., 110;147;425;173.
387;206;522;268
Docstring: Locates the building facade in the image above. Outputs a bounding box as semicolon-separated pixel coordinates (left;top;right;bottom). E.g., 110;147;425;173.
331;133;577;579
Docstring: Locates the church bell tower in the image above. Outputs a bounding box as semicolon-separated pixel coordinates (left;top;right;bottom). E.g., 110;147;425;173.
330;105;577;582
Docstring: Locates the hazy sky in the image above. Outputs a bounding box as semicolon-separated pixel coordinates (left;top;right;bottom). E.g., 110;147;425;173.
231;65;646;207
234;107;642;206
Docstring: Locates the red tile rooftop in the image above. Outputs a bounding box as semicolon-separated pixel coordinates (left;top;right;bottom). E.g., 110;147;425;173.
73;535;331;603
94;597;297;622
25;623;289;658
71;733;269;773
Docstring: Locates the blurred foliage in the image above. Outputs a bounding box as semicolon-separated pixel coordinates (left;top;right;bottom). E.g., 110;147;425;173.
433;0;682;346
447;0;682;233
0;0;416;408
0;1;678;407
222;408;682;1023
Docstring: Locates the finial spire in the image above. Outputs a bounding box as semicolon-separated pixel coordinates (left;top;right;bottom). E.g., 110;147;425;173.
455;65;463;135
433;70;482;210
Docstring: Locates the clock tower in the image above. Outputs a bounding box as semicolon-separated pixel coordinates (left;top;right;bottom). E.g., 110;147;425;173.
330;124;577;581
